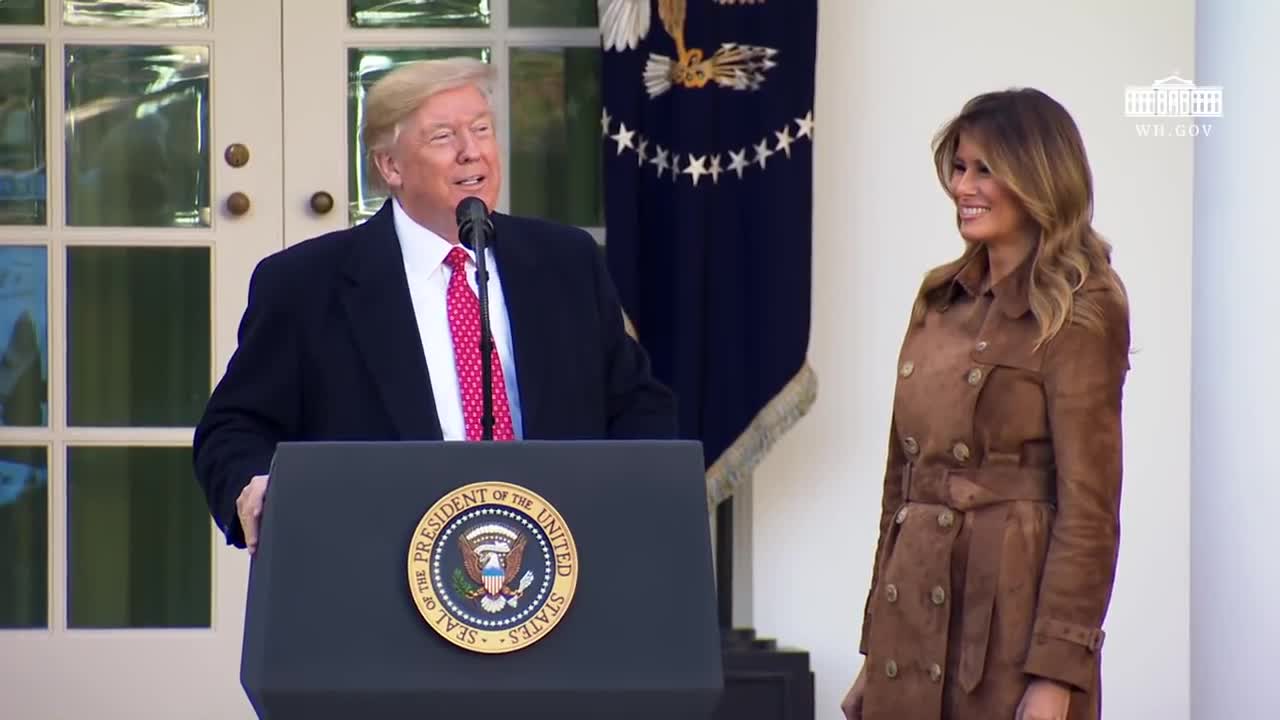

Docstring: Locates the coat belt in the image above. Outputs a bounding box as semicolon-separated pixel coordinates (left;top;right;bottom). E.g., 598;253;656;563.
900;462;1056;693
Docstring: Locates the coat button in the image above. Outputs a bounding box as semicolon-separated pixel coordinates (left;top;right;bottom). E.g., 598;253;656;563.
976;340;989;352
899;361;914;378
931;586;947;605
967;367;983;385
903;436;919;455
929;663;943;683
937;509;955;529
885;660;898;678
886;584;898;603
895;507;908;524
952;442;970;462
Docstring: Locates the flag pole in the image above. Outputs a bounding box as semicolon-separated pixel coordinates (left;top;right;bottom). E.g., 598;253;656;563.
716;497;734;631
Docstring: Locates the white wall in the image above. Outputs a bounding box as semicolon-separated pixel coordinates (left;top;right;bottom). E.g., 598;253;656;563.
1191;2;1280;716
751;1;1194;717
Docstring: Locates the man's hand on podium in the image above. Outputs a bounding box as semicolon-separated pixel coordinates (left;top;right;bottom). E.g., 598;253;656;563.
237;474;270;554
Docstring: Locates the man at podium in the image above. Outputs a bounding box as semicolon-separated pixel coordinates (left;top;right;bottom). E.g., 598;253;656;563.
193;57;676;555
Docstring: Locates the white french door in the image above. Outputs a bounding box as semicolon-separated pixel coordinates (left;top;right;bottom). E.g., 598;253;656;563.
0;1;281;717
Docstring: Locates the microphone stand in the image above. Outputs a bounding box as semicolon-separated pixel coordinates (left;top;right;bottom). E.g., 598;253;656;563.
469;216;496;442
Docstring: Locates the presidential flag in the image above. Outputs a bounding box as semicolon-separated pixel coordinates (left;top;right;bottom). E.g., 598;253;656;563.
598;0;818;505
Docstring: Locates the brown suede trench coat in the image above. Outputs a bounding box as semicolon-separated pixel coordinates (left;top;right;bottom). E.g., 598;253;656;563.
858;253;1129;720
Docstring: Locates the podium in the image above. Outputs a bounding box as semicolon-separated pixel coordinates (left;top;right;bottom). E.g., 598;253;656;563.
240;440;724;719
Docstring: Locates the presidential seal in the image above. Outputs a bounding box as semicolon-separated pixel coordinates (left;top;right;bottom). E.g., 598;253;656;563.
407;482;578;654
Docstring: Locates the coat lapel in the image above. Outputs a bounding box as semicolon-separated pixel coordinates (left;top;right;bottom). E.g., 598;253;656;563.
492;213;549;437
339;202;443;440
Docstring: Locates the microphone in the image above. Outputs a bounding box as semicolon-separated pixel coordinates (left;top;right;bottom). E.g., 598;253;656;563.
455;197;496;441
455;196;494;249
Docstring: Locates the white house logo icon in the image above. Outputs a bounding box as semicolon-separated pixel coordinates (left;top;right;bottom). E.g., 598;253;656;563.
1125;74;1223;118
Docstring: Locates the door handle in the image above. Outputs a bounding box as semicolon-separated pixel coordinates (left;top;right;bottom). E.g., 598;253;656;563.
226;192;251;216
310;191;334;215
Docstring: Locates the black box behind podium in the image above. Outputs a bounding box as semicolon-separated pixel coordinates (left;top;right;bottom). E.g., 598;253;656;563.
241;440;724;719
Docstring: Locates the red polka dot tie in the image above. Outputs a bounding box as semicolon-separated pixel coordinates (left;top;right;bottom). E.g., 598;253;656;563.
445;247;515;441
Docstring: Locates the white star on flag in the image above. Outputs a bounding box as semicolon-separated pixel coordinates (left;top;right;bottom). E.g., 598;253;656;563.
728;148;749;179
635;137;649;167
709;154;724;184
683;154;709;186
611;122;636;155
600;108;612;137
795;111;815;139
753;138;775;169
775;126;795;158
651;146;670;178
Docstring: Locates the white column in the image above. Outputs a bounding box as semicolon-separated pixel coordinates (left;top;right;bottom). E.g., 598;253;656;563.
1192;2;1280;716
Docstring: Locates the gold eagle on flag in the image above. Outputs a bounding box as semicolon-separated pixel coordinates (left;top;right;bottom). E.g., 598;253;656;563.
598;0;778;97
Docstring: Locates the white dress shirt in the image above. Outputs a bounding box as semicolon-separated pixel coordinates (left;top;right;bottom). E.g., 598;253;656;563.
392;198;524;440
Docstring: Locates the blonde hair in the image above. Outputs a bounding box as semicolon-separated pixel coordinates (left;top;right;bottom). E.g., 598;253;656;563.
913;88;1126;347
360;57;496;187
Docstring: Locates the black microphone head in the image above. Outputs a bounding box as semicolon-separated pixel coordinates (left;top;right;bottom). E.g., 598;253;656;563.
456;196;494;250
455;196;489;227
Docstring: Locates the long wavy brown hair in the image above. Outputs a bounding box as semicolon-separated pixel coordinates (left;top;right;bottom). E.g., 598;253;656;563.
913;88;1126;347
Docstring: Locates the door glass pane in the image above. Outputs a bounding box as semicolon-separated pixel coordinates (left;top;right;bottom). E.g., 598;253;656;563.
0;0;44;25
67;446;210;628
0;445;48;628
67;246;209;427
65;45;211;228
349;0;489;28
0;45;46;225
64;0;208;28
510;47;602;227
0;246;48;427
348;47;489;224
510;0;596;27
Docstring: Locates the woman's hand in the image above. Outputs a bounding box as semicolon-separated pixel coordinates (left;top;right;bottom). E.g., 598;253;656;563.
839;663;868;720
1015;677;1072;720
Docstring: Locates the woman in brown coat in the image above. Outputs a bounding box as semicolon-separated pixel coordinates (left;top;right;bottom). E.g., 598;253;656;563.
840;88;1130;720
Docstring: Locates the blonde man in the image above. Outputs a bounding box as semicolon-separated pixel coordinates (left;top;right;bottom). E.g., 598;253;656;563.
194;58;675;552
